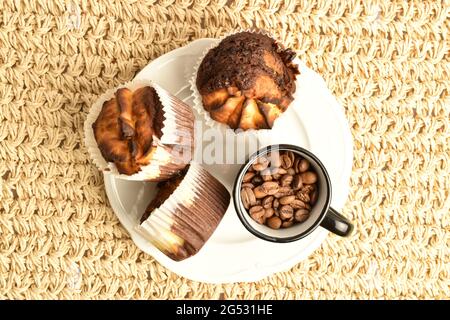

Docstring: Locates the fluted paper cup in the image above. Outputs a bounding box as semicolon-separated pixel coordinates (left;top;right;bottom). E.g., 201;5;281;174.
136;162;230;261
84;79;195;181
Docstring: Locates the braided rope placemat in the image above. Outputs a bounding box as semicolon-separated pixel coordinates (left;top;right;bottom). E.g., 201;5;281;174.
0;0;448;299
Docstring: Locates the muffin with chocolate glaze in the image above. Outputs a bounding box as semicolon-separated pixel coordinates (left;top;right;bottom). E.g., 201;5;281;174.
85;81;195;181
137;162;230;261
195;31;299;130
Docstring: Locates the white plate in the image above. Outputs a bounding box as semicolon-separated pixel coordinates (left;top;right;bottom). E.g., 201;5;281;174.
103;39;353;283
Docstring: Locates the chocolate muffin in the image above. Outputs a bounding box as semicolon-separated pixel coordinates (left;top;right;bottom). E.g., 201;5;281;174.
196;31;299;130
137;163;230;261
91;85;194;180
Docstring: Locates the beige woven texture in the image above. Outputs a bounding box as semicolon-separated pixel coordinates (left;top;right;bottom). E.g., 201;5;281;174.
0;0;449;299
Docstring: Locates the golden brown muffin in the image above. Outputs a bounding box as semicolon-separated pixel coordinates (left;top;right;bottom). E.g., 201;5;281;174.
92;86;165;175
196;31;299;130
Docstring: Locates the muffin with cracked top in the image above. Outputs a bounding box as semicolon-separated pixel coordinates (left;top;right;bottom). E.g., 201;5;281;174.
195;31;299;131
85;81;195;181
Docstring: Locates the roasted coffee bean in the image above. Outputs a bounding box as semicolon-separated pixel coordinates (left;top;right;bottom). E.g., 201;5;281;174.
271;173;281;180
259;155;270;166
253;186;266;198
301;185;315;194
278;186;291;194
252;175;263;186
286;151;295;164
273;198;280;209
243;171;255;183
251;216;266;224
249;206;265;224
273;192;284;198
280;174;293;187
280;154;293;169
279;195;296;205
264;208;275;218
267;216;282;229
274;192;292;199
262;174;272;181
287;168;296;175
262;195;274;209
274;186;294;198
292;174;303;190
261;181;279;195
293;158;301;173
310;189;318;205
252;162;268;172
301;171;318;184
297;191;310;203
279;205;293;220
291;199;307;209
241;182;254;189
241;187;256;209
252;156;269;171
252;215;265;224
282;221;294;228
298;159;310;173
295;209;310;222
249;205;265;216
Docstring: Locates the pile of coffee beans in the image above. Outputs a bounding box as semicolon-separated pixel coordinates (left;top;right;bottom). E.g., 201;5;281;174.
240;151;319;229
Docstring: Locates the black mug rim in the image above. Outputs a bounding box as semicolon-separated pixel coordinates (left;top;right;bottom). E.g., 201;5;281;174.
233;144;332;243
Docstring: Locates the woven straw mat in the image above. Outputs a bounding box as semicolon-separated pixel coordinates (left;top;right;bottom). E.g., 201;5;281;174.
0;0;449;299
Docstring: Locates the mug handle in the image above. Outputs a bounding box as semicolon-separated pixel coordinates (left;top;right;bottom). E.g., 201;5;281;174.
320;207;354;237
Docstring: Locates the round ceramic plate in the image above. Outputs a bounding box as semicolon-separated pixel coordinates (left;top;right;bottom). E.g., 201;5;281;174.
103;39;353;283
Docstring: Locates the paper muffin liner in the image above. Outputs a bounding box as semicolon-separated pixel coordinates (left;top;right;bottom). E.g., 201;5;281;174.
84;79;195;181
136;162;230;261
189;28;298;143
